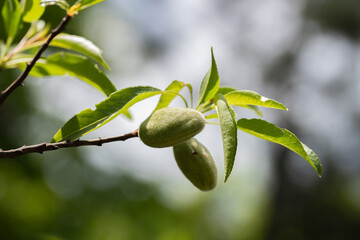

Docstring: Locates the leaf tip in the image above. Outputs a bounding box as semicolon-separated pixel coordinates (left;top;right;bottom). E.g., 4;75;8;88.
224;174;230;183
316;165;322;178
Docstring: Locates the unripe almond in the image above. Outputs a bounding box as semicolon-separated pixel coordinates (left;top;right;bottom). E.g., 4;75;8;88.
173;138;217;191
139;107;205;148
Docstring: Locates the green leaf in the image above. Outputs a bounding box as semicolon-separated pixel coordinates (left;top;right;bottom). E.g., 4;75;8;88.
196;47;220;109
77;0;104;10
2;0;22;48
237;118;322;177
185;83;193;108
122;109;132;120
51;86;161;142
215;93;238;182
217;87;262;116
242;105;263;117
40;0;69;10
3;53;34;68
22;0;45;22
224;90;288;111
154;80;185;111
217;86;236;95
204;112;218;120
21;52;116;96
23;20;48;39
50;33;110;69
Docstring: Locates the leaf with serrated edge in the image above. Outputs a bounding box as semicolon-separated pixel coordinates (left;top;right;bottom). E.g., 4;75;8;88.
197;48;220;108
215;93;237;182
20;52;116;96
225;90;287;111
237;118;322;177
154;80;185;111
51;86;161;142
50;33;110;69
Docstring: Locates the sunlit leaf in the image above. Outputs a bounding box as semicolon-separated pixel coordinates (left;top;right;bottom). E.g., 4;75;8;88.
241;105;263;117
217;86;236;95
225;90;288;111
89;89;186;134
23;20;48;39
122;109;132;120
3;53;34;68
196;47;220;109
40;0;69;10
237;118;322;177
51;86;161;142
217;87;262;116
77;0;104;10
2;0;22;47
215;93;237;182
186;83;193;108
19;52;116;96
154;80;185;111
204;112;218;120
22;0;45;22
50;33;110;69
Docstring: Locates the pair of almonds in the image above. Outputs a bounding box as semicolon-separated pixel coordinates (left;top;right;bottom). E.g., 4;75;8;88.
138;107;218;191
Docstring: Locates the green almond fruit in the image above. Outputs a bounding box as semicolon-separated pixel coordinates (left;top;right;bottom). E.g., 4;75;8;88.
139;107;205;148
173;138;218;191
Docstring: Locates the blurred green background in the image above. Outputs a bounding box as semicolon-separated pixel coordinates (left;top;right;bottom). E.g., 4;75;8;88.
1;0;360;239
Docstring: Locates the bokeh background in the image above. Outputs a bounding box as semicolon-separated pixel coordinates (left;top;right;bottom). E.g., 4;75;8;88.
1;0;360;239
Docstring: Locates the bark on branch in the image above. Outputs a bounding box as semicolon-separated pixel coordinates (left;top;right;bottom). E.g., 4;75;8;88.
0;130;139;159
0;14;73;107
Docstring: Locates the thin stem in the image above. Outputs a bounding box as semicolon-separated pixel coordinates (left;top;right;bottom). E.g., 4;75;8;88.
0;14;73;107
0;130;139;159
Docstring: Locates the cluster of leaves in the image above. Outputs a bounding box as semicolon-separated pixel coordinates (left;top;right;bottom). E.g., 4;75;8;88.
0;0;111;96
0;0;321;182
50;47;322;182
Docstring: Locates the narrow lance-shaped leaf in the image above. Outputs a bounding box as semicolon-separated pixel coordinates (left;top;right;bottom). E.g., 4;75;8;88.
24;20;48;40
77;0;104;10
218;87;263;116
197;47;220;109
215;93;238;182
19;52;116;96
22;0;45;22
40;0;69;10
246;105;263;117
205;112;218;120
154;80;186;111
50;33;110;69
237;118;322;177
2;0;22;48
89;89;186;134
225;90;288;111
2;53;34;68
217;86;236;95
186;83;193;108
51;86;161;142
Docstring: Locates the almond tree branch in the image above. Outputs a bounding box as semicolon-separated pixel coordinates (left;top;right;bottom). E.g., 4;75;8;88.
0;14;73;107
0;130;139;159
